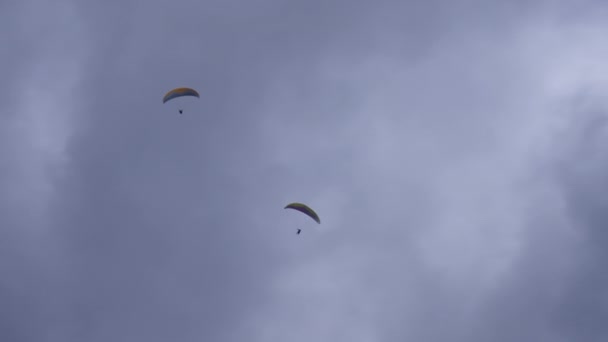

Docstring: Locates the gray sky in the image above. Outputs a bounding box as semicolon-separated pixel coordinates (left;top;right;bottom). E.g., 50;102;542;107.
2;0;608;341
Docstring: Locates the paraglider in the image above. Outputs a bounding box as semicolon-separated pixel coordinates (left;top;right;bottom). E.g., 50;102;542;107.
163;87;199;114
284;202;320;235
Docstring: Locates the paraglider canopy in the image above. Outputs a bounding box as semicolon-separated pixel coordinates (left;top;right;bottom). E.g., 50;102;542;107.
284;202;321;224
163;87;200;103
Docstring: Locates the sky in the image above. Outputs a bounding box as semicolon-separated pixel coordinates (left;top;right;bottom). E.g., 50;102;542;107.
2;0;608;341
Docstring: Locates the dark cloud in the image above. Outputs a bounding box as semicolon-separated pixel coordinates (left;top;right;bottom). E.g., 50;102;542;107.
549;96;608;341
3;0;608;341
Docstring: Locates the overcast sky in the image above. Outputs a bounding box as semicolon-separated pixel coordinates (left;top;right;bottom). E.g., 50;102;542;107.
2;0;608;341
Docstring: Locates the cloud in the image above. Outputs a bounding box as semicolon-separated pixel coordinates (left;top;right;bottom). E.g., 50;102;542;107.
2;0;608;341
